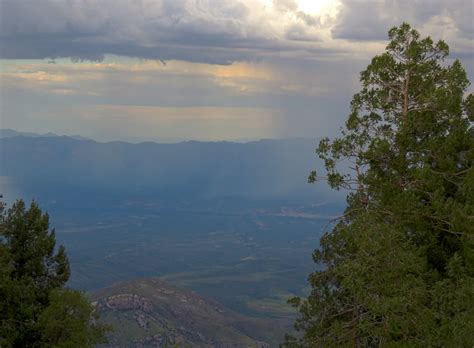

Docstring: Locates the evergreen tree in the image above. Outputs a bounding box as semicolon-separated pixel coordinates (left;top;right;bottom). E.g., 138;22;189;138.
285;23;474;347
0;200;109;347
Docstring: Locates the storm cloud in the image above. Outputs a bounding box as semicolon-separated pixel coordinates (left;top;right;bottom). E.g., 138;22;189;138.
0;0;332;63
1;0;472;64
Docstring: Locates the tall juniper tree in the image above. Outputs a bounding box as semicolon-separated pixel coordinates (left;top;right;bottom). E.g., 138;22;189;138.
285;23;474;347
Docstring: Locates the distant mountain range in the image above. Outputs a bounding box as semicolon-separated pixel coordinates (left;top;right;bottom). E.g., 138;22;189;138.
92;278;289;347
0;129;340;212
0;128;90;141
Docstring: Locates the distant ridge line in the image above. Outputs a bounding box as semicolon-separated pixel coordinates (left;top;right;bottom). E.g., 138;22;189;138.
0;128;315;146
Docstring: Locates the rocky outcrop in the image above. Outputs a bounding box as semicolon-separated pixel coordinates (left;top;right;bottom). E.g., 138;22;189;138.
92;278;286;347
99;294;154;313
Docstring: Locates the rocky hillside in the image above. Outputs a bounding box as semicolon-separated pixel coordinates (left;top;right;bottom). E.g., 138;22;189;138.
92;278;291;347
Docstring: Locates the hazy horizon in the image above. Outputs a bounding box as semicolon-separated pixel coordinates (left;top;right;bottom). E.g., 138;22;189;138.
0;127;319;144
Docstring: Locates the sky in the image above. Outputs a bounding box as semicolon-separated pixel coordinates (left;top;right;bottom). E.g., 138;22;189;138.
0;0;473;142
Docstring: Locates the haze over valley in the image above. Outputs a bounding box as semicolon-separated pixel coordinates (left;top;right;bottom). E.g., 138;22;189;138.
0;131;343;325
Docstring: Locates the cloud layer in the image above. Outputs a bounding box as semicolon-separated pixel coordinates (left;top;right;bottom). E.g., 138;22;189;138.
1;0;472;64
0;0;334;63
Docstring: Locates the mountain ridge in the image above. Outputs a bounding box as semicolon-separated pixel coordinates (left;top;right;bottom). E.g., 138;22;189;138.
0;133;340;208
0;128;313;146
92;277;290;347
0;128;91;141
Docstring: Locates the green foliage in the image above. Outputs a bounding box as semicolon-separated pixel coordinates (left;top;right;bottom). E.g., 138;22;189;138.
284;23;474;347
38;289;109;347
0;200;109;347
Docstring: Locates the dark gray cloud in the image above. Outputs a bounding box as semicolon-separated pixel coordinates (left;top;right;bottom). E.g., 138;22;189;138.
0;0;325;63
1;0;472;63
